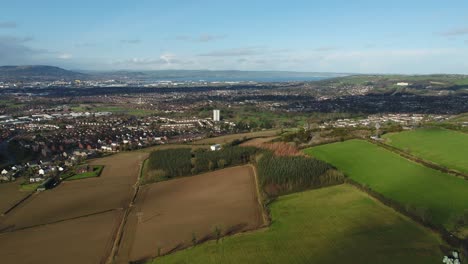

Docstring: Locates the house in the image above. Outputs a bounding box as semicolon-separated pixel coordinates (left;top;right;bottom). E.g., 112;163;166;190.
1;169;7;175
76;165;90;174
210;144;221;151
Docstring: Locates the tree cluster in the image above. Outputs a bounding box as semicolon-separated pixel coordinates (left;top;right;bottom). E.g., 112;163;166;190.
145;146;260;183
256;152;344;196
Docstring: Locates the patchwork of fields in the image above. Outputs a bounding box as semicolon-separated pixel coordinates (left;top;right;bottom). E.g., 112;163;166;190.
306;140;468;234
1;129;465;264
383;128;468;174
154;185;446;264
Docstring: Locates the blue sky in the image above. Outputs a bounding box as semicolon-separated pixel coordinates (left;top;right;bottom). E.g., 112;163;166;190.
1;0;468;73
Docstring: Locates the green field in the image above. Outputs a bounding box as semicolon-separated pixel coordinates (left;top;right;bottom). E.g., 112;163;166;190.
64;165;104;181
153;185;445;264
383;128;468;174
305;140;468;233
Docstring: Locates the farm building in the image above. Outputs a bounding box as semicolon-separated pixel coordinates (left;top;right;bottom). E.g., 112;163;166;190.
210;144;221;151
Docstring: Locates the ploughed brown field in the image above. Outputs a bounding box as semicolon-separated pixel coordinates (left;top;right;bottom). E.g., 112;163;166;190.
0;152;147;264
0;210;122;264
116;165;264;263
193;130;280;144
239;136;278;146
0;181;31;215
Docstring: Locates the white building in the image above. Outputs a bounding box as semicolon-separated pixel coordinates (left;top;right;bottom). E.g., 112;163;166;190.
396;82;409;86
213;109;220;122
210;144;221;151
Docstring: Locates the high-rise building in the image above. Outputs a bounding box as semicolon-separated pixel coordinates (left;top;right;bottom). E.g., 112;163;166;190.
213;109;220;122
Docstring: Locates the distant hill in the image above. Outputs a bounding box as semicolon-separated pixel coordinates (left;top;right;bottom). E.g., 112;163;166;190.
0;65;87;82
0;66;350;83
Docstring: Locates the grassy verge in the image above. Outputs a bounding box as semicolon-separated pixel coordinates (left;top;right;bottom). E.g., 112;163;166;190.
151;185;446;264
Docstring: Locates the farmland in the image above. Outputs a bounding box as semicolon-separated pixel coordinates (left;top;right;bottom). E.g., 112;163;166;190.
239;136;278;146
153;185;446;264
0;181;32;214
116;165;263;263
382;128;468;174
193;130;280;145
0;151;148;264
305;140;468;234
0;210;122;264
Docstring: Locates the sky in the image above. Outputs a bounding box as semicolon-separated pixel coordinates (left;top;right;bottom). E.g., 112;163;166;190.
1;0;468;74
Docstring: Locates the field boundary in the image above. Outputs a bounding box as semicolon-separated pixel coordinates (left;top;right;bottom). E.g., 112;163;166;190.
106;157;146;264
368;139;468;180
0;208;119;235
1;192;35;216
248;164;269;227
344;177;468;254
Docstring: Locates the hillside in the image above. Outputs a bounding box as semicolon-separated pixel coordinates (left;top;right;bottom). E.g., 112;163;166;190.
0;65;87;82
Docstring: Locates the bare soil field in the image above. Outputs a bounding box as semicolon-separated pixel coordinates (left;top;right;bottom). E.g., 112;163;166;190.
0;181;31;215
239;136;278;146
0;151;147;264
140;144;209;153
116;165;263;263
0;210;122;264
0;152;147;231
193;130;280;145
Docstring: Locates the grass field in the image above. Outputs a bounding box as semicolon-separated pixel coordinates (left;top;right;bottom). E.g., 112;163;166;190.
305;140;468;233
383;128;468;173
153;185;445;264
